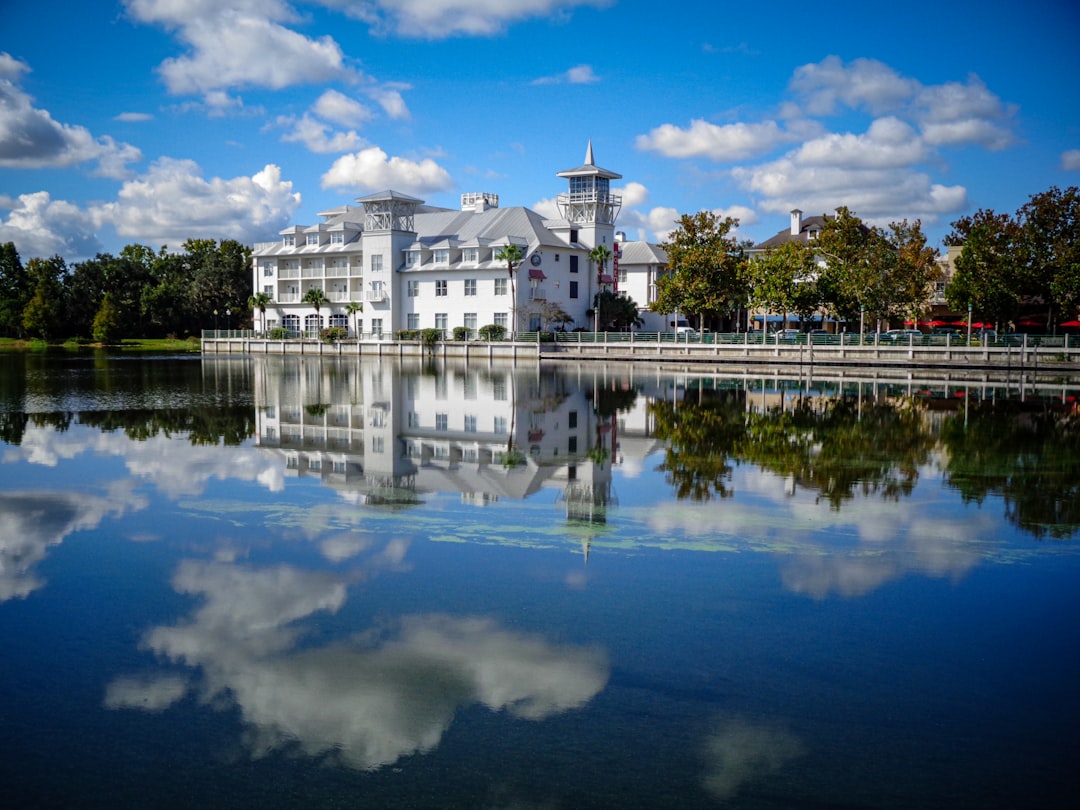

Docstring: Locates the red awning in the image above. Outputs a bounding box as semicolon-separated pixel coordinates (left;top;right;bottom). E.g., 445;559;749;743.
528;268;546;280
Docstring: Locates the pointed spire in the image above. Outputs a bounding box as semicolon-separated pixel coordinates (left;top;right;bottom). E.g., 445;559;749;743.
585;139;594;166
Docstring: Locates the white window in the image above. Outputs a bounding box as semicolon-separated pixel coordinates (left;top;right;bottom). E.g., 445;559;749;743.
493;378;507;401
283;235;295;247
494;278;507;295
408;280;420;297
464;415;477;432
435;313;448;331
306;234;319;246
371;254;383;273
263;263;274;276
372;436;385;453
262;285;273;296
407;313;419;329
371;318;383;336
464;279;477;296
434;249;449;265
404;250;419;268
494;312;507;328
464;313;477;333
407;412;419;428
436;413;448;431
463;248;479;263
494;416;508;434
435;279;447;296
330;232;344;245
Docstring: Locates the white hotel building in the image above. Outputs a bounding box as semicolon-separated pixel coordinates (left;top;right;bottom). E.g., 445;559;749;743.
250;144;672;337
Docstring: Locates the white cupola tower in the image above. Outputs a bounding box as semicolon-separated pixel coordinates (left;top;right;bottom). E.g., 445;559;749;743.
555;140;622;250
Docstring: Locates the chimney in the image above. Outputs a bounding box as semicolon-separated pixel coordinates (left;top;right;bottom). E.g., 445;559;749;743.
790;209;803;236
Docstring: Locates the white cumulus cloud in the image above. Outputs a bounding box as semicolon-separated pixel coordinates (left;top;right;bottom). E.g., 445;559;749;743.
326;0;612;39
0;52;141;178
1062;149;1080;171
321;146;453;195
0;191;104;261
92;158;302;249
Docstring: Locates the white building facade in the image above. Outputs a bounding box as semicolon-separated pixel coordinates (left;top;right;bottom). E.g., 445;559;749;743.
250;144;674;338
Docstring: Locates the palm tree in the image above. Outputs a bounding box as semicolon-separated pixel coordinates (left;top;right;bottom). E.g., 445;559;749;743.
589;244;613;333
248;291;272;335
494;244;524;340
345;300;363;339
302;287;329;337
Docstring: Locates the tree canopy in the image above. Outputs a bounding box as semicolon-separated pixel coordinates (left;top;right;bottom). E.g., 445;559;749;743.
651;211;748;331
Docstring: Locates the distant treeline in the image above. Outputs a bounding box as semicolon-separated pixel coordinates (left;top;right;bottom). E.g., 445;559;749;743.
0;239;251;341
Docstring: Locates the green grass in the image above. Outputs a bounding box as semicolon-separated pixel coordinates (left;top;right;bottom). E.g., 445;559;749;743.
0;337;201;352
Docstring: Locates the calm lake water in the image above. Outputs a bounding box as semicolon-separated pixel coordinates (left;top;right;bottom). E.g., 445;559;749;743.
1;351;1079;809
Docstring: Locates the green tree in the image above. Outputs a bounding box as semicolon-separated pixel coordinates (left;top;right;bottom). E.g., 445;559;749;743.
92;292;123;343
594;291;644;331
494;244;524;339
0;242;29;338
302;287;329;335
885;219;941;325
945;209;1026;328
747;240;821;330
815;206;893;328
21;256;66;340
345;300;363;338
1019;186;1080;321
589;244;613;333
186;238;252;326
651;211;748;332
249;291;273;334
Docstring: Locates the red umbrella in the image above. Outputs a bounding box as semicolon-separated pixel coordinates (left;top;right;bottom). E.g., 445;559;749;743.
1060;320;1080;328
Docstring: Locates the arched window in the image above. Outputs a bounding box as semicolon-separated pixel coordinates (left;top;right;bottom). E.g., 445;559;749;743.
282;314;300;335
304;314;323;336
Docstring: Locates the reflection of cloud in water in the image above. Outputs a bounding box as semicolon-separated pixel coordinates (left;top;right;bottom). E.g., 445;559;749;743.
122;559;608;770
701;716;804;800
645;465;998;597
0;487;145;601
5;424;284;497
104;674;190;712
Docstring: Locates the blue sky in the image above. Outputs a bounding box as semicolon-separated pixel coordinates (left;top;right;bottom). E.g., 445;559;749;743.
2;0;1078;262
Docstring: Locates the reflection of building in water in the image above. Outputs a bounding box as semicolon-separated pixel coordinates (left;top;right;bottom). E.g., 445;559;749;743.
250;356;621;515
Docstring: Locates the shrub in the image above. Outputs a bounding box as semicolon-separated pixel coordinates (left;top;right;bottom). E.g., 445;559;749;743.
452;326;470;341
478;324;506;341
421;328;443;348
396;329;420;340
320;327;347;343
268;327;290;339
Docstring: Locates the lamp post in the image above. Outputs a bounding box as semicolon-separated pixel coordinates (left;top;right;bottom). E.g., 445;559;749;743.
226;308;231;333
859;305;865;344
213;309;218;334
967;301;973;345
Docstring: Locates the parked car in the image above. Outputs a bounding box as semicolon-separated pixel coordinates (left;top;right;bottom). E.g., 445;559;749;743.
882;329;924;343
775;329;802;342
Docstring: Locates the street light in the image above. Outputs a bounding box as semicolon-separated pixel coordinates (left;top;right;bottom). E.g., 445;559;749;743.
967;301;973;345
226;308;231;333
213;309;218;333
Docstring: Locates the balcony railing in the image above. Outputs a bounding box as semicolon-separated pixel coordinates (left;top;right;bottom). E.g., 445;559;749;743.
366;289;388;302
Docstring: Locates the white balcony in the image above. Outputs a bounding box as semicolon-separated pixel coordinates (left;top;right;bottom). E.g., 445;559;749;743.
366;289;388;302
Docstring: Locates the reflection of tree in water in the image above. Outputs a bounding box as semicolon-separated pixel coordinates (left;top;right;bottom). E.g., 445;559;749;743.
77;406;256;446
650;391;935;507
940;401;1080;539
649;390;745;501
739;397;934;509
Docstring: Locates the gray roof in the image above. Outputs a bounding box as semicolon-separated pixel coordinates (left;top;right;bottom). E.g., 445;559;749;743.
617;241;667;265
750;214;831;251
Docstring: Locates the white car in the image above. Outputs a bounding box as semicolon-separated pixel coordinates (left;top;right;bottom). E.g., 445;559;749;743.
882;329;924;343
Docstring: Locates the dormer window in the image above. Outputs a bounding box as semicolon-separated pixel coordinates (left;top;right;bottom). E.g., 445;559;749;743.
306;234;319;246
463;248;479;264
283;235;295;247
434;249;450;265
404;250;419;268
330;232;344;245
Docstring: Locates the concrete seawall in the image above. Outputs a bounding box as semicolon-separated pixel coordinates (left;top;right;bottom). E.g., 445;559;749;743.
202;336;1080;373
